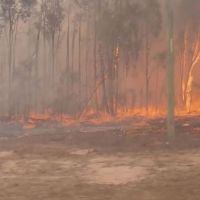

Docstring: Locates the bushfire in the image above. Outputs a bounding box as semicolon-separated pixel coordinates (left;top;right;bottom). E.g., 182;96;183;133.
0;0;198;129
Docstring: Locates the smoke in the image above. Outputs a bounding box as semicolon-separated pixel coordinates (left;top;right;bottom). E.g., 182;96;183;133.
0;0;199;118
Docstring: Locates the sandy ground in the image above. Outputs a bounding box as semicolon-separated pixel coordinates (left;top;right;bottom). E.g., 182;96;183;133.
0;116;199;199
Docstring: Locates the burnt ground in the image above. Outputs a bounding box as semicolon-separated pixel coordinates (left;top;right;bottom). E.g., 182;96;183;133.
0;115;199;200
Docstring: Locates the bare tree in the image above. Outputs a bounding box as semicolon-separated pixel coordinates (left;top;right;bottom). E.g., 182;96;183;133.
141;0;162;114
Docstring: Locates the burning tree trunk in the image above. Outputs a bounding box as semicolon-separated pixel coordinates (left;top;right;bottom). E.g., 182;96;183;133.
181;31;200;113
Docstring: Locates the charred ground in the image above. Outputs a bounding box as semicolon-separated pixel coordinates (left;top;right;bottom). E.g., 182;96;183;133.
0;115;199;200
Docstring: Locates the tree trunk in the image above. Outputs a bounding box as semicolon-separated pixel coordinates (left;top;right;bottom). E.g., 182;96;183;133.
78;17;82;111
71;23;76;101
65;8;70;113
34;24;41;112
99;45;109;113
8;10;14;117
145;31;150;115
51;33;55;84
166;0;175;139
85;17;90;103
93;7;99;112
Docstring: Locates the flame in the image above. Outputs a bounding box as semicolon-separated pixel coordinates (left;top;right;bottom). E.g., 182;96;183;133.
181;30;200;113
185;73;193;113
21;112;76;129
6;100;200;130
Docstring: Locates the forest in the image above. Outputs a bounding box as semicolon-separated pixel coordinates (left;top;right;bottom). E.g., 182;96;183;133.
0;0;199;121
1;1;200;199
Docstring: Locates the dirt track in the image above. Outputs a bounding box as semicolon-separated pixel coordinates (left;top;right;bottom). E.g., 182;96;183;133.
0;116;200;200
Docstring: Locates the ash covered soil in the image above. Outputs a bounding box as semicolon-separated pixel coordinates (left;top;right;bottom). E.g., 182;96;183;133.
0;115;200;200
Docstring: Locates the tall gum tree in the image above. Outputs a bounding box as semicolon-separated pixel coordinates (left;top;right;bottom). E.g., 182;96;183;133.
176;0;200;113
96;0;142;115
0;0;36;116
140;0;162;115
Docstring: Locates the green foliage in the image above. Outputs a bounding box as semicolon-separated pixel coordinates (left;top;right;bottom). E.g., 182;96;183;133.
19;0;37;20
179;0;200;27
0;0;36;23
141;0;162;38
40;0;65;38
97;1;143;58
96;0;162;58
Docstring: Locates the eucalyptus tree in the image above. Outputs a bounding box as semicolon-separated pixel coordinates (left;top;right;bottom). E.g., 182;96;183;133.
166;0;175;139
0;0;36;116
1;0;17;90
65;0;84;114
96;0;142;115
40;0;64;84
71;0;101;115
140;0;162;114
176;0;200;112
65;3;71;105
